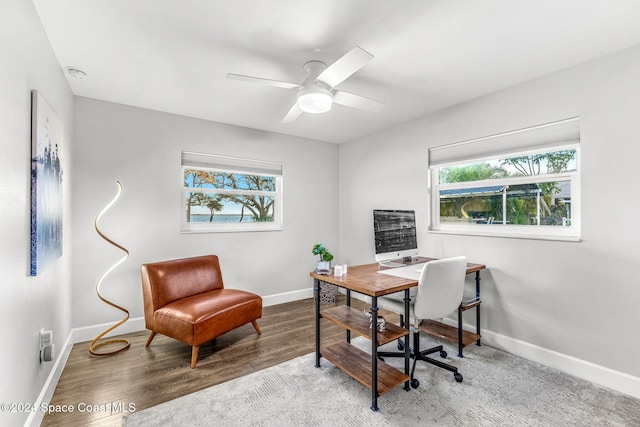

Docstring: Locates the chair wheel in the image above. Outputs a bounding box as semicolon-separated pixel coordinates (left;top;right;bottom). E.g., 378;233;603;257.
411;378;420;389
454;373;463;382
440;350;447;358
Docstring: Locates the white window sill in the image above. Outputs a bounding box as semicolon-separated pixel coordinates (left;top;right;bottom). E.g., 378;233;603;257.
181;224;282;234
429;228;581;242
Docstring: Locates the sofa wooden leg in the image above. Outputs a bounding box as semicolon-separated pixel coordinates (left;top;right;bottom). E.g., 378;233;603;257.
191;346;200;369
251;320;262;335
145;331;156;347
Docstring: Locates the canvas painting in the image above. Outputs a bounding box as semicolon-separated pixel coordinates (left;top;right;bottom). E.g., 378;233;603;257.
30;90;63;276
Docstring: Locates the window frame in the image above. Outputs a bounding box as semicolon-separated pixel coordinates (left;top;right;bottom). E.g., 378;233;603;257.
181;152;283;233
429;138;581;242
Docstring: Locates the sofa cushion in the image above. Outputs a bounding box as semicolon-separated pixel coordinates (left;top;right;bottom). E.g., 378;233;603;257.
153;288;262;347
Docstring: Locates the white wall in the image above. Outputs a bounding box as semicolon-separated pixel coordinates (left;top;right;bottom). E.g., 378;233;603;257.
71;97;339;329
0;1;75;426
339;44;640;394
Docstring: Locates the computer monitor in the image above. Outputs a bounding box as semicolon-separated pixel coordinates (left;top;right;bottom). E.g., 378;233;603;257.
373;209;418;267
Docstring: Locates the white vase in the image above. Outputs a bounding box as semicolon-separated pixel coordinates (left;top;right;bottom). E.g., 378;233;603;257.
316;261;331;273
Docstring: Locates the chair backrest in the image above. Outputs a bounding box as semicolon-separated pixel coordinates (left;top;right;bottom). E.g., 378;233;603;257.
413;256;467;321
141;255;224;314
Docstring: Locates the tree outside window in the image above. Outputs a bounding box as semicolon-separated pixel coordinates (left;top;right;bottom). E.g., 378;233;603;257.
432;146;579;240
438;149;576;226
181;152;282;233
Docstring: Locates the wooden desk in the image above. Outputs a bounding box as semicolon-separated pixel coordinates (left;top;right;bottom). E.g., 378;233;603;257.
310;256;486;411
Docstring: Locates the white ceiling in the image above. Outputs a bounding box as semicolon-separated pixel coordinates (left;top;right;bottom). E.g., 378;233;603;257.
32;0;640;143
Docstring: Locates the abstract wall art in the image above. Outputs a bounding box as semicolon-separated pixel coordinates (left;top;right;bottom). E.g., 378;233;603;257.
30;90;63;276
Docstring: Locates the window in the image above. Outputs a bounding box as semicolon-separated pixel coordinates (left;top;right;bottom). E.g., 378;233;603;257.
181;151;283;233
429;118;580;241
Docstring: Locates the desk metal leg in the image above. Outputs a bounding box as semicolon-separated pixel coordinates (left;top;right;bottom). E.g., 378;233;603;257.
346;289;351;343
475;271;482;347
377;291;412;389
404;289;411;391
370;297;379;412
458;306;464;358
314;278;321;368
458;270;483;357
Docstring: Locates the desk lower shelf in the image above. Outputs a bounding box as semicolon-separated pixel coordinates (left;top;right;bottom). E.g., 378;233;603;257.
321;305;408;346
419;319;481;348
321;342;409;396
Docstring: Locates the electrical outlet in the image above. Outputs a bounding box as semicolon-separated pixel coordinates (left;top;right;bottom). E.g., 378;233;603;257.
39;329;55;362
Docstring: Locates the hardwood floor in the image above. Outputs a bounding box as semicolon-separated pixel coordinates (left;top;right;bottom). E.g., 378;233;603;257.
41;296;389;426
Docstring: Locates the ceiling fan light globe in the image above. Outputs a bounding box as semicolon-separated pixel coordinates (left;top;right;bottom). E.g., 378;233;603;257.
297;92;332;114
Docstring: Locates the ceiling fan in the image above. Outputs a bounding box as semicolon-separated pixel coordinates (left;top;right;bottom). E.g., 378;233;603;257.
226;46;385;123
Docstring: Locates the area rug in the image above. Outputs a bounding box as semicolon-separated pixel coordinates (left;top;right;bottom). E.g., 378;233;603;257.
124;337;639;426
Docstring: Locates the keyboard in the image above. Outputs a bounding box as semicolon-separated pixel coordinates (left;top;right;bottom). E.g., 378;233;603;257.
377;263;427;280
378;260;406;268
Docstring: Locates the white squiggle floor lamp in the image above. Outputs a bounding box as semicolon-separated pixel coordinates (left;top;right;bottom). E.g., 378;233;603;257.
89;181;131;356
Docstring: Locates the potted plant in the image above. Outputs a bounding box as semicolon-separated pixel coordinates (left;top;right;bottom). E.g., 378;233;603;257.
312;243;334;274
312;243;338;303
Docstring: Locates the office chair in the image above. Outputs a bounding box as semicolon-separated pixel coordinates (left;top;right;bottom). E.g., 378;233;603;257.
377;256;467;388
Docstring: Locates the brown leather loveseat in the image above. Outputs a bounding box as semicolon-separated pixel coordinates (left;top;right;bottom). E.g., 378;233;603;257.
141;254;262;368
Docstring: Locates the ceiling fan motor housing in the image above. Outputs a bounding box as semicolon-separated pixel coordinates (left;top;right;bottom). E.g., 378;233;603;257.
297;79;333;113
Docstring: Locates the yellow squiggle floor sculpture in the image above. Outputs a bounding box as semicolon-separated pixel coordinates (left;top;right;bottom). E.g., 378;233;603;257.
89;181;131;356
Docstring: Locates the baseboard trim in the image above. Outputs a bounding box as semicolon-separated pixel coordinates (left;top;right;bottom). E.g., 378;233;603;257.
71;318;147;344
442;318;640;400
262;288;313;307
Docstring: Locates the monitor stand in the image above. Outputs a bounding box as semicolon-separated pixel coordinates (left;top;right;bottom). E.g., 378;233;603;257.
378;256;414;268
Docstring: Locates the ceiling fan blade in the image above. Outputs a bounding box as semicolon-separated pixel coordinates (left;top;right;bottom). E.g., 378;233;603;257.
333;90;385;113
226;73;300;90
281;103;303;123
316;46;374;88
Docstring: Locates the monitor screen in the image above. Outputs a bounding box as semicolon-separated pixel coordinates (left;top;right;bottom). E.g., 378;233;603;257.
373;209;418;265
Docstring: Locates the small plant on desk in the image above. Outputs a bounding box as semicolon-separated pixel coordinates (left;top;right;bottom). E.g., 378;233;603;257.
312;243;334;274
312;243;338;303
